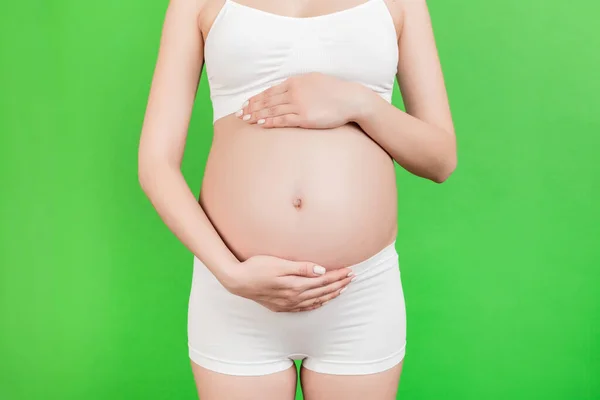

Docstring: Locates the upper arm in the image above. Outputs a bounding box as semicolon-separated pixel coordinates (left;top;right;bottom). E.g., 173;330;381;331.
139;0;205;168
395;0;455;136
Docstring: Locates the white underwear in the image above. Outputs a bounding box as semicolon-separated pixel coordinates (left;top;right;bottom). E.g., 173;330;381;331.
187;241;407;376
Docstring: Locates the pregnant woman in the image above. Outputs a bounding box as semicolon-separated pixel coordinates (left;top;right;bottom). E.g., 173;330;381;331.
138;0;456;398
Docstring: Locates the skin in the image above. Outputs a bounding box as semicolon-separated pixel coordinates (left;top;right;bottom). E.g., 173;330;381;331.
138;0;455;399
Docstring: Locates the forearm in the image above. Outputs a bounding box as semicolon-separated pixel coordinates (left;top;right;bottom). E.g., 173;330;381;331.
351;85;456;183
138;158;240;283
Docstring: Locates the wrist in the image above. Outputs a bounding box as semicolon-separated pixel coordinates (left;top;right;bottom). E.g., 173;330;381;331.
218;259;244;292
204;254;241;290
347;82;377;124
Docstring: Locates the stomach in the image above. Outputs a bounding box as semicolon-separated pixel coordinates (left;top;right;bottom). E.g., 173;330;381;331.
199;114;398;270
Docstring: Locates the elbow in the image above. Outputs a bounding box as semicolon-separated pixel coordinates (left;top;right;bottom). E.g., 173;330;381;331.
138;157;152;195
431;154;457;184
138;148;149;191
431;133;457;183
138;166;150;194
138;149;180;195
137;150;161;195
432;168;454;184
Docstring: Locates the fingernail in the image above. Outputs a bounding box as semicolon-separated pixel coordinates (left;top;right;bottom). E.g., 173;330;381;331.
242;114;251;121
235;109;243;117
242;100;249;108
340;287;347;294
347;271;354;277
257;119;265;125
351;276;357;282
313;265;326;275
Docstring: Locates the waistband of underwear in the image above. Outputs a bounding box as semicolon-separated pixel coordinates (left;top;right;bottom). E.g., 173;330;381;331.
346;240;398;275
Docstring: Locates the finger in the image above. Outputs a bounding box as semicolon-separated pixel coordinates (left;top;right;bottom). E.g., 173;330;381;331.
295;281;350;309
258;92;291;110
246;96;271;115
290;304;322;312
281;261;327;277
239;84;289;115
291;296;337;313
297;267;354;291
243;93;291;122
261;81;289;98
262;114;302;129
235;98;260;121
251;104;297;125
298;274;353;303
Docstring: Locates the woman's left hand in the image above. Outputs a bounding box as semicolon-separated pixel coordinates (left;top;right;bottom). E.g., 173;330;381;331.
236;72;365;129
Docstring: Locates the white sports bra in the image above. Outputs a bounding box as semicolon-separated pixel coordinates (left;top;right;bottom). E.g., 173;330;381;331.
204;0;398;123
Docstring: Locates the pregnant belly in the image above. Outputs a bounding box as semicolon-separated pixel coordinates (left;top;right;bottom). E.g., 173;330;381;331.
200;115;398;269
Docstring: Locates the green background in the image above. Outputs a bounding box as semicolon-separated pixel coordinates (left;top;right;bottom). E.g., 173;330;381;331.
1;0;599;399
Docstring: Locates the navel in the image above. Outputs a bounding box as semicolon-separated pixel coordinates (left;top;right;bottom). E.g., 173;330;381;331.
292;197;303;210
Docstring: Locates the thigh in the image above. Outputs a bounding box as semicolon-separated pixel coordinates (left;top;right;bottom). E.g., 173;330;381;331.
191;361;298;400
300;361;403;400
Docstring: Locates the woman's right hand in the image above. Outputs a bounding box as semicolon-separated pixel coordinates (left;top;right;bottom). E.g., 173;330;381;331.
221;255;355;312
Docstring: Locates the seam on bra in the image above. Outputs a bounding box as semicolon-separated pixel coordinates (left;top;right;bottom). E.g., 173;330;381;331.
203;0;230;51
225;0;381;21
204;0;393;49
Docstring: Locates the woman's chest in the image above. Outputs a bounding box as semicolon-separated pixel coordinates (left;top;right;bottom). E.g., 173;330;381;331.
202;0;399;96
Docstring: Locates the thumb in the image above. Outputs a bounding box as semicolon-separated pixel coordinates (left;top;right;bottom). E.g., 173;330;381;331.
285;261;326;277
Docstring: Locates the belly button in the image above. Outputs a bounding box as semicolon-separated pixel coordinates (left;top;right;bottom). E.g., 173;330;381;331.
292;197;303;210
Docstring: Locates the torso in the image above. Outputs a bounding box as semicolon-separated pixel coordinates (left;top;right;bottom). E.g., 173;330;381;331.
198;0;404;269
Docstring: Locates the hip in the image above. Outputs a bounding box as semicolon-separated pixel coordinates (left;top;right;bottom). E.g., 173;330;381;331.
188;240;406;375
